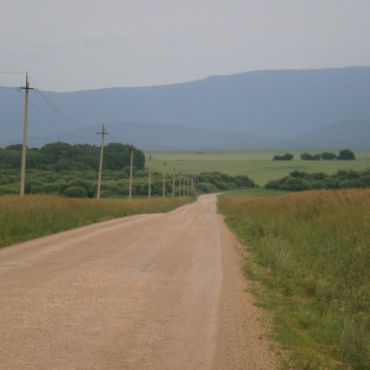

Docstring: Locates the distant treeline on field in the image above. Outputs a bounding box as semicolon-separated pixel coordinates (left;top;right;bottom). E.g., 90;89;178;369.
273;149;356;161
266;169;370;191
0;142;145;171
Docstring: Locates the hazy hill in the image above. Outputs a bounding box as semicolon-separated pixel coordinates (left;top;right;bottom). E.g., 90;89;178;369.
293;119;370;149
1;67;370;149
22;122;284;150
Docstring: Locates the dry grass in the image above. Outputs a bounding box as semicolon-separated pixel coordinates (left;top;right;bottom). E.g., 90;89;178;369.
220;189;370;369
0;195;190;247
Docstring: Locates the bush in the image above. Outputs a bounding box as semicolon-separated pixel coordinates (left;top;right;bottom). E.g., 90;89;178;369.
338;149;356;160
196;182;219;193
301;153;314;160
321;152;337;160
280;177;310;191
63;186;88;198
265;169;370;191
273;153;294;161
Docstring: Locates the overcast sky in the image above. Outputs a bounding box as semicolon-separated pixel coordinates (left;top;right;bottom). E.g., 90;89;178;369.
1;0;369;91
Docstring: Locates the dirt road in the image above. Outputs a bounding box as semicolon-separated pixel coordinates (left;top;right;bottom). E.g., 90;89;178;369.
0;194;275;370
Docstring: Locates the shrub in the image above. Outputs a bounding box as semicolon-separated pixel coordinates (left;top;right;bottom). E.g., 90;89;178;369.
321;152;337;160
280;177;310;191
273;153;294;160
300;153;314;160
63;186;88;198
338;149;356;160
196;182;219;193
265;169;370;191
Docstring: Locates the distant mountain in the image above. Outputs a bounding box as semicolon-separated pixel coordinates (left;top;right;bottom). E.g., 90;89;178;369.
293;119;370;148
21;122;285;150
1;67;370;149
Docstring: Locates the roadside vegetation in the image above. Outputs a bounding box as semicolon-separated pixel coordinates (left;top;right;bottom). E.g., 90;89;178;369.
0;195;191;248
0;169;255;198
219;189;370;369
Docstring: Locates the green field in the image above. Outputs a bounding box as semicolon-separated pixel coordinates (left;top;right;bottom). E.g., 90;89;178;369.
148;150;370;185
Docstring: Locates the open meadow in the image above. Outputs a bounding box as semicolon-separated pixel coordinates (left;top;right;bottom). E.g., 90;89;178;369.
149;149;370;185
219;189;370;369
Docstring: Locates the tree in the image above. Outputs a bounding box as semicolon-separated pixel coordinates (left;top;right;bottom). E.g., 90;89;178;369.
338;149;356;160
104;143;145;170
280;177;310;191
321;152;337;160
63;186;88;198
273;153;294;160
301;153;321;160
301;153;314;160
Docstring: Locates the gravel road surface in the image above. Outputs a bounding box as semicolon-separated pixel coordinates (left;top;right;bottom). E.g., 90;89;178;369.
0;194;276;370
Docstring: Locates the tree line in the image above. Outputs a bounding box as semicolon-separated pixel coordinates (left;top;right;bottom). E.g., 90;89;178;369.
273;149;356;161
0;142;145;171
0;169;255;198
265;169;370;191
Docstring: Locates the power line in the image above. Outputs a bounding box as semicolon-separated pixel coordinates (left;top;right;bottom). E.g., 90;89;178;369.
29;99;61;130
28;98;83;139
28;75;88;134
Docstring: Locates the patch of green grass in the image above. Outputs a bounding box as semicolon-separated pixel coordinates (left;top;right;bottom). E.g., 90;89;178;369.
149;150;370;185
219;189;370;370
0;195;191;247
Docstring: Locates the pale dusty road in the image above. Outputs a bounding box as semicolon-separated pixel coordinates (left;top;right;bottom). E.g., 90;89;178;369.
0;195;276;370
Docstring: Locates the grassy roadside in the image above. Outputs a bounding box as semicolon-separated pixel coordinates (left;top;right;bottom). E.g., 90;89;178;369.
0;195;191;248
219;189;370;369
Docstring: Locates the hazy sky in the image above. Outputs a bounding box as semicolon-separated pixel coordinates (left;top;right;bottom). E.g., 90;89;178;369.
1;0;369;91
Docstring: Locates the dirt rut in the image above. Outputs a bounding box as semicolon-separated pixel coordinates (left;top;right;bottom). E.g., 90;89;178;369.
0;194;275;369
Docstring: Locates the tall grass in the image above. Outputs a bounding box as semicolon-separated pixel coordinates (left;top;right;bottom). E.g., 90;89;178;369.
219;189;370;369
0;195;190;247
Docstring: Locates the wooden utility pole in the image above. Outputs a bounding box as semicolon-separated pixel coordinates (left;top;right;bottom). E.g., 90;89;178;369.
148;154;152;199
162;161;166;199
178;174;182;199
172;170;176;198
96;125;108;199
19;72;34;196
128;146;134;201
